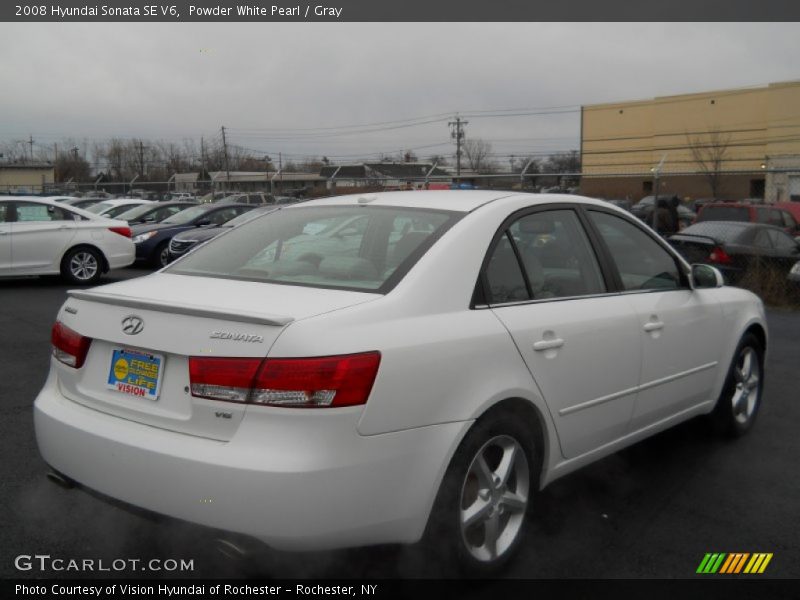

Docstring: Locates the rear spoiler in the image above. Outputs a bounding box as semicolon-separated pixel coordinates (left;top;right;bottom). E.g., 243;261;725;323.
668;233;720;245
67;290;294;327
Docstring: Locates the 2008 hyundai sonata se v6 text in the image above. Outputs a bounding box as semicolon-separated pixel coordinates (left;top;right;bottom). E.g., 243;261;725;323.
34;191;767;572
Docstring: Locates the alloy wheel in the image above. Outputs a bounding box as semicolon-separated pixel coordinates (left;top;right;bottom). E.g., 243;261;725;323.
459;434;530;563
69;251;99;282
732;346;761;425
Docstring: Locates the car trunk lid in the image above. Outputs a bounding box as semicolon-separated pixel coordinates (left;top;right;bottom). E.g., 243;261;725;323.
53;273;379;440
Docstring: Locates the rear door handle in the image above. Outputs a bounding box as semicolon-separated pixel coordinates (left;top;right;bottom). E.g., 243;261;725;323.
643;321;664;332
533;338;565;351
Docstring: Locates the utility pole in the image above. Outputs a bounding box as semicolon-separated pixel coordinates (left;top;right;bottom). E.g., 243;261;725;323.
28;135;35;163
200;136;207;193
53;143;58;182
221;126;231;188
448;115;467;181
279;152;282;193
138;140;146;178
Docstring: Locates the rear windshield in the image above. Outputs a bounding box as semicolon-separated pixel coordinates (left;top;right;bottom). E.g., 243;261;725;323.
697;206;750;222
166;205;460;293
85;201;114;214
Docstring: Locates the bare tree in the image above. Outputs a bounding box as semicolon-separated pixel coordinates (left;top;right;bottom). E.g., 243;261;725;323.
427;154;450;167
463;138;494;172
515;156;541;174
54;148;91;183
543;150;580;174
687;129;731;199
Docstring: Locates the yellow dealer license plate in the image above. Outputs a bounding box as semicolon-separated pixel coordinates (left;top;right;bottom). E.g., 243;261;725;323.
107;348;164;400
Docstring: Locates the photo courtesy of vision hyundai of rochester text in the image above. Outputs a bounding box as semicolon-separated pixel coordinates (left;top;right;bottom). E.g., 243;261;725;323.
35;191;767;572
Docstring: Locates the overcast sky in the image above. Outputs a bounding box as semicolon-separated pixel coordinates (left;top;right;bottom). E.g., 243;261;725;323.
2;22;799;163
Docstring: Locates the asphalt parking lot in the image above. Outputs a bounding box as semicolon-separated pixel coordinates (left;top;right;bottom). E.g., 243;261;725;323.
1;268;799;580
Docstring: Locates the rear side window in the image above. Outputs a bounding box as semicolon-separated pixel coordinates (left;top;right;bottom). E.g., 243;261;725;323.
588;211;683;291
757;208;784;227
166;206;458;293
767;229;797;251
698;206;750;222
0;203;8;223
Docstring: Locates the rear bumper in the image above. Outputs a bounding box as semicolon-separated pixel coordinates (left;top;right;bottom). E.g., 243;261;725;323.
34;370;468;551
106;248;135;270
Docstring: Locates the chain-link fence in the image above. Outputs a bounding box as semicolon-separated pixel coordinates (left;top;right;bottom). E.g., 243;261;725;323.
2;167;798;307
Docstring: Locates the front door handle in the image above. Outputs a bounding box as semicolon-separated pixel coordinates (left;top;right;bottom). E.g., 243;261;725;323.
643;320;665;332
533;338;565;351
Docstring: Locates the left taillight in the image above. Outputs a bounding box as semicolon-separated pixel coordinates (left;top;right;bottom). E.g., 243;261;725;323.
109;226;131;238
51;321;92;368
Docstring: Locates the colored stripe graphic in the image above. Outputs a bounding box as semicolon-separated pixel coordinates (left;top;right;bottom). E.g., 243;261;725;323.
720;553;749;574
744;553;773;574
698;552;773;574
697;553;727;574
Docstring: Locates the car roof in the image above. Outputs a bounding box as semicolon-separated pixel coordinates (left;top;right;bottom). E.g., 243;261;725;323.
294;190;611;213
95;198;153;205
0;195;123;221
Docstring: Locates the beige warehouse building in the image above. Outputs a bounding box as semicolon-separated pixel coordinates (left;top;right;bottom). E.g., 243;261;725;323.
580;80;800;203
0;163;55;194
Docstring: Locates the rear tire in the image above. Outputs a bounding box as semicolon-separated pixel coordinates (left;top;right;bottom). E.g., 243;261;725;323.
422;411;538;575
711;333;764;437
61;247;103;285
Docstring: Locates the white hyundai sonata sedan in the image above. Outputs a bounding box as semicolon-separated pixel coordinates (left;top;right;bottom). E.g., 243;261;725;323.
0;196;134;284
34;191;767;571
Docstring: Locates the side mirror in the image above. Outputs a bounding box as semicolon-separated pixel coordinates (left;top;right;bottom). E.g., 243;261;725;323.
692;264;725;289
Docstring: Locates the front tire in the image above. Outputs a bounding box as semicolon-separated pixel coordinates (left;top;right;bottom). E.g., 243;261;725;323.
423;412;538;575
152;241;170;268
61;247;103;285
711;333;764;437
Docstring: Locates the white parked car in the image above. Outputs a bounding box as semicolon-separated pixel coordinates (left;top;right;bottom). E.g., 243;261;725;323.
0;196;135;284
85;198;154;219
34;191;767;572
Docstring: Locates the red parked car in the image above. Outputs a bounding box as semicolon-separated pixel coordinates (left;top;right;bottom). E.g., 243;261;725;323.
696;202;800;235
774;201;800;225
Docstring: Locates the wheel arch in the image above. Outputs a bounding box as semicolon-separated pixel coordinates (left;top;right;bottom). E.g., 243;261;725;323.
61;243;110;274
744;322;767;354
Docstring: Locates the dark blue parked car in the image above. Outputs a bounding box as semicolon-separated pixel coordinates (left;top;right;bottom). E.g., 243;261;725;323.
132;203;254;267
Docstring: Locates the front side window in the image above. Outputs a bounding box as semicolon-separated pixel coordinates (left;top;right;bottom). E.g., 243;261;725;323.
588;211;683;291
166;205;458;292
15;202;72;222
483;209;606;304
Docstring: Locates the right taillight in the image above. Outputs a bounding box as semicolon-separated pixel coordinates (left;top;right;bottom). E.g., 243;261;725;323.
51;321;92;368
709;246;732;265
188;352;381;408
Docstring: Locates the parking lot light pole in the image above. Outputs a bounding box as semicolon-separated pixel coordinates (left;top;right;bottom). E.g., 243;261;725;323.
651;154;668;230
